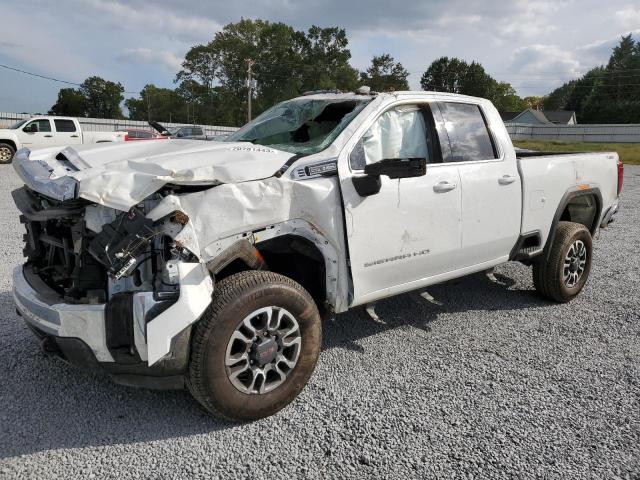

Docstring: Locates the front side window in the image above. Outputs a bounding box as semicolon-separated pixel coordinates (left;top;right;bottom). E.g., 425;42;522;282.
435;102;497;162
24;119;52;133
350;105;429;170
54;119;76;132
226;97;372;156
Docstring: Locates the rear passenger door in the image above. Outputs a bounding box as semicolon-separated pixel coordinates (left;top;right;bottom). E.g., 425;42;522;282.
52;119;82;147
433;102;521;267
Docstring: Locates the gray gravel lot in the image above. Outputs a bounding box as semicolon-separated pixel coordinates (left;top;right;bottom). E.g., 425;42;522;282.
0;164;639;479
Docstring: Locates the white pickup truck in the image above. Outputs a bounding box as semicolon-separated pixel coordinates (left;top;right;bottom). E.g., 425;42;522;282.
11;90;623;421
0;116;125;163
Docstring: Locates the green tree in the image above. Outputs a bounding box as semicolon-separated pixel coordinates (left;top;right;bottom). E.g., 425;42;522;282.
125;84;189;123
604;34;637;103
80;76;125;118
301;26;359;92
458;61;493;98
420;57;525;111
523;96;545;110
420;56;468;92
360;54;409;91
176;20;361;126
543;35;640;123
48;88;85;116
543;81;576;110
489;82;526;112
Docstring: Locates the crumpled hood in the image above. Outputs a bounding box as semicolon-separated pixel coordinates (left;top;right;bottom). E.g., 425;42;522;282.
23;139;295;211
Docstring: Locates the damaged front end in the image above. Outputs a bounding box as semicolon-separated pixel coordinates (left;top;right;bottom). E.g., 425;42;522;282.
12;186;213;387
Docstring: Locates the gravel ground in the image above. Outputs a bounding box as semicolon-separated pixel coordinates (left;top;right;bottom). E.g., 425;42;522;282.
0;164;638;480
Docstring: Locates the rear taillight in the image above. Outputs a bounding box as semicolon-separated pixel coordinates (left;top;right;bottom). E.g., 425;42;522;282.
124;133;130;141
617;159;624;196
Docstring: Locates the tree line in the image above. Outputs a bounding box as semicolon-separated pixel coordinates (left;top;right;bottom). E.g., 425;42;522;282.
48;20;638;125
544;35;640;123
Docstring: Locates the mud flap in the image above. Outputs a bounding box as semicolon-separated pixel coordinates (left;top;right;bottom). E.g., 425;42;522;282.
146;263;213;365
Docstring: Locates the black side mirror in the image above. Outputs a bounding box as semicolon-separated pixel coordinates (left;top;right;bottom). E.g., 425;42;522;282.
352;158;427;197
352;174;382;197
364;158;426;179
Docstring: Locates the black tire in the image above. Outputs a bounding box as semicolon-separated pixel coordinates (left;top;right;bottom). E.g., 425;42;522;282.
0;143;15;164
532;221;593;303
187;270;321;421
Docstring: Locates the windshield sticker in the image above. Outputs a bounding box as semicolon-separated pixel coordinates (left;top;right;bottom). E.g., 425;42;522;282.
228;146;277;154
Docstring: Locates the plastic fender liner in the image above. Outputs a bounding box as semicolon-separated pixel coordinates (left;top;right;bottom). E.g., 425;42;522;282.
146;262;214;365
205;239;265;274
542;187;602;262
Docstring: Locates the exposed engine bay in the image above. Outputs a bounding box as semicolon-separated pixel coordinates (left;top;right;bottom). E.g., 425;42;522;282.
13;186;194;306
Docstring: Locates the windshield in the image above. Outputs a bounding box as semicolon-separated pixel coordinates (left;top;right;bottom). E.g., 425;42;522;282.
9;120;27;129
226;97;371;155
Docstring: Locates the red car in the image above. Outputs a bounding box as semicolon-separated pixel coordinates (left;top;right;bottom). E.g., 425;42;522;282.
117;129;168;141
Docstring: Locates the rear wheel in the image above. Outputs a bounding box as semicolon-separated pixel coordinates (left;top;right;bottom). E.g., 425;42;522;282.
533;221;593;303
187;271;321;421
0;143;15;164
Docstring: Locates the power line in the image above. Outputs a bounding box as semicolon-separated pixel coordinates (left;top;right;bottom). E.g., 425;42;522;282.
0;63;140;95
4;58;640;105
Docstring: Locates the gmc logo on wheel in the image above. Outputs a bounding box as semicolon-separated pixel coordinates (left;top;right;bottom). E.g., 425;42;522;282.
259;346;276;359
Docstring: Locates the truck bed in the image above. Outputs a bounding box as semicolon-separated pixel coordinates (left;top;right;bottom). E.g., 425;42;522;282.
517;151;619;249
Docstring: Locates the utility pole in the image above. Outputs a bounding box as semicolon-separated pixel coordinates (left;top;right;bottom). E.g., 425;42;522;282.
246;58;254;123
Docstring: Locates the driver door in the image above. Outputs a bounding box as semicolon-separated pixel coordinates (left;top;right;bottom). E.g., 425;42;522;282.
19;119;55;149
338;103;462;306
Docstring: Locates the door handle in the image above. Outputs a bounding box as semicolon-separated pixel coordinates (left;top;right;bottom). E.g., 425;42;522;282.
498;175;517;185
44;135;53;138
70;135;79;138
433;181;457;193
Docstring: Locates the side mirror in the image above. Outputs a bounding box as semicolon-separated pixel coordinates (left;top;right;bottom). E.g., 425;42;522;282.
352;174;382;197
352;158;427;197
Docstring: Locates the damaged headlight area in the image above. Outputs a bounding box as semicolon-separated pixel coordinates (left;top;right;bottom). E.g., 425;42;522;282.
13;186;194;305
13;148;78;202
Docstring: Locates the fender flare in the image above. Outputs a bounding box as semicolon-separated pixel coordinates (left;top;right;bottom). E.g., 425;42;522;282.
205;239;265;274
541;187;602;262
202;219;345;312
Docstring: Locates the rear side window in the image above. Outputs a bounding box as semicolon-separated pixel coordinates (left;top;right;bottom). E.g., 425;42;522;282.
435;102;497;162
54;119;77;132
191;127;203;136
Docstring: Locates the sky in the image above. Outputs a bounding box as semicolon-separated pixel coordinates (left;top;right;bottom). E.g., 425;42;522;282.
0;0;639;115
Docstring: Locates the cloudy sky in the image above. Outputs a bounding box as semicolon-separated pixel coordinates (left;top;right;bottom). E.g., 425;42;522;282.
1;0;639;114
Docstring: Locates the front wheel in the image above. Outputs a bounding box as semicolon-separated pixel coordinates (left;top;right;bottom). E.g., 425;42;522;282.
0;143;15;164
533;221;593;303
187;271;321;421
